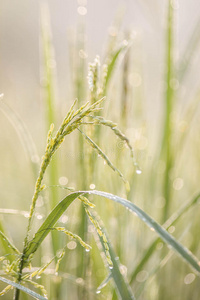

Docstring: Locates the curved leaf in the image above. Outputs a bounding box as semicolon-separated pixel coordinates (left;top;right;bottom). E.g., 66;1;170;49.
0;276;47;300
25;191;135;300
129;192;200;283
26;189;200;278
87;190;200;274
91;211;135;300
24;192;84;258
104;40;132;94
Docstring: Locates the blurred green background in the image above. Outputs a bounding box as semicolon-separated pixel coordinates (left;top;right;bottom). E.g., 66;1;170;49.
1;1;200;299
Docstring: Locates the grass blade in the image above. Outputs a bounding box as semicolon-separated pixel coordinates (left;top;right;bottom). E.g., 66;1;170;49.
0;230;20;255
24;192;84;258
104;40;132;94
40;1;58;211
161;0;175;222
25;189;200;288
91;211;135;300
87;190;200;275
0;276;47;300
129;192;200;283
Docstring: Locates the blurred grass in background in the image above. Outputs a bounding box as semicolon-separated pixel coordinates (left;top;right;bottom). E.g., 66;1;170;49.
1;0;200;299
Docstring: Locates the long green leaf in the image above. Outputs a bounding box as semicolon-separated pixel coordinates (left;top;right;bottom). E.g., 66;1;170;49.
0;276;47;300
104;40;132;94
87;190;200;274
129;192;200;283
40;1;58;212
24;192;84;258
91;211;135;300
161;0;175;222
25;190;135;299
25;189;200;277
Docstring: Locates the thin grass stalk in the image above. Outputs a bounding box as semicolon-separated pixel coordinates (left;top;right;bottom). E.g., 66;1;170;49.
40;2;58;210
74;17;89;300
40;9;61;299
161;0;175;223
121;35;130;129
117;45;130;260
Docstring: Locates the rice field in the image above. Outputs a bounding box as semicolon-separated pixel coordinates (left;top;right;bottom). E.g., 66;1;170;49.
0;1;200;299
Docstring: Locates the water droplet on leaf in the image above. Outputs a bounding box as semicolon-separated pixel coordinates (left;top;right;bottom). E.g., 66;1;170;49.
109;265;113;270
136;169;142;174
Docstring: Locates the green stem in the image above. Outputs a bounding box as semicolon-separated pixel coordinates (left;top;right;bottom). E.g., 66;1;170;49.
161;0;174;222
13;254;25;300
41;2;58;210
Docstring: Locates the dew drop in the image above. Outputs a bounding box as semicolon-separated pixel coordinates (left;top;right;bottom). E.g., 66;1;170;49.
36;214;43;220
150;227;155;232
96;290;101;294
89;183;96;190
36;275;41;279
136;169;142;174
109;265;113;270
184;273;195;285
85;248;90;252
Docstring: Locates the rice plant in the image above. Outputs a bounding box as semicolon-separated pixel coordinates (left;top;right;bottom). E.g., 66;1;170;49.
0;1;200;299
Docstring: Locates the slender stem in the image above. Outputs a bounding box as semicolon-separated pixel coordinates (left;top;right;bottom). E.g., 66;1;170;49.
13;254;25;300
161;0;174;222
41;2;58;211
13;147;52;298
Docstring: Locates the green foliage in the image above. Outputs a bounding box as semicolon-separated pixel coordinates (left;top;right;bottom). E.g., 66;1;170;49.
1;2;200;300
